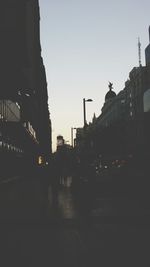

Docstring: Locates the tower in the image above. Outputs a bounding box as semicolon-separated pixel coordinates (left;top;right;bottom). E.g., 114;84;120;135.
138;37;142;67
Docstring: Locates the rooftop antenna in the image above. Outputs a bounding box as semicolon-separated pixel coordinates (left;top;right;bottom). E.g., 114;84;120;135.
138;37;142;67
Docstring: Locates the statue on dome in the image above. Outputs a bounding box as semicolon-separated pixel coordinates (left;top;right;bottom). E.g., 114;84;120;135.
108;82;113;90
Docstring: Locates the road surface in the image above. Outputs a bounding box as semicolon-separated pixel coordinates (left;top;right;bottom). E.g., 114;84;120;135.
0;174;150;267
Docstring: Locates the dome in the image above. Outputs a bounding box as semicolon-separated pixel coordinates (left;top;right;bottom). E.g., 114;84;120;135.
105;90;116;101
105;82;116;101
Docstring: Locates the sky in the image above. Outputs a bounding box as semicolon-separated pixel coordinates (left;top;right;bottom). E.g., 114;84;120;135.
39;0;150;152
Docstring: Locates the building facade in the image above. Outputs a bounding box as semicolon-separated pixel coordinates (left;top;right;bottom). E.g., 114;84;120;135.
0;0;51;174
75;27;150;167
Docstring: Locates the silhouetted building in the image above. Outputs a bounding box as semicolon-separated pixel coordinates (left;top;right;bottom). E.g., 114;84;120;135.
98;84;126;128
105;82;116;102
0;0;51;172
57;135;65;150
145;26;150;66
75;27;150;166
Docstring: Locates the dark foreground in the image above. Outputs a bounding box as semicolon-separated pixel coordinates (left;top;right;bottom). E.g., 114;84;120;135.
0;170;150;267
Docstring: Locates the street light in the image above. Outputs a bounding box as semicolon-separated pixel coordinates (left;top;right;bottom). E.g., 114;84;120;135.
83;98;93;127
71;127;77;147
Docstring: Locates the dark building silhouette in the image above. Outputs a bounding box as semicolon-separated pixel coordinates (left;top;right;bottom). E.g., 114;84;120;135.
75;27;150;168
145;26;150;66
105;82;116;102
56;135;65;151
0;0;51;173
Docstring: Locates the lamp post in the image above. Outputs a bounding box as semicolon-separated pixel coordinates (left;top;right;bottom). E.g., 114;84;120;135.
71;127;77;147
83;98;93;127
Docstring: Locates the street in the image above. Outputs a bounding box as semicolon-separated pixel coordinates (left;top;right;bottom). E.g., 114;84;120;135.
0;174;150;266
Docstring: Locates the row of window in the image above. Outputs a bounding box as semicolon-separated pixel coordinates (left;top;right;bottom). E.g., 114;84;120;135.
0;141;23;153
23;121;37;140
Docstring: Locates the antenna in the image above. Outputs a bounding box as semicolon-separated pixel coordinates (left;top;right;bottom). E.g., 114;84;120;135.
138;37;142;67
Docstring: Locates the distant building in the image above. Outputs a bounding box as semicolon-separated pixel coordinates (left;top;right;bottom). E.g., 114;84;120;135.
57;135;65;150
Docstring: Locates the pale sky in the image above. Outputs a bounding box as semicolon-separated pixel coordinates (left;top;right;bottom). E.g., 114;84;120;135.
39;0;150;152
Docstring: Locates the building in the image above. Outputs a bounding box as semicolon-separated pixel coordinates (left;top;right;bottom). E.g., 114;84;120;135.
57;135;65;150
145;26;150;66
98;84;126;128
0;0;51;174
75;27;150;166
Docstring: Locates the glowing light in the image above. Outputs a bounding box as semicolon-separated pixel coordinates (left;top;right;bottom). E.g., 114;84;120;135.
38;156;43;165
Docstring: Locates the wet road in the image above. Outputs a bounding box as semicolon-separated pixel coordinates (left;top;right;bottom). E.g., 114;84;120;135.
0;175;150;266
